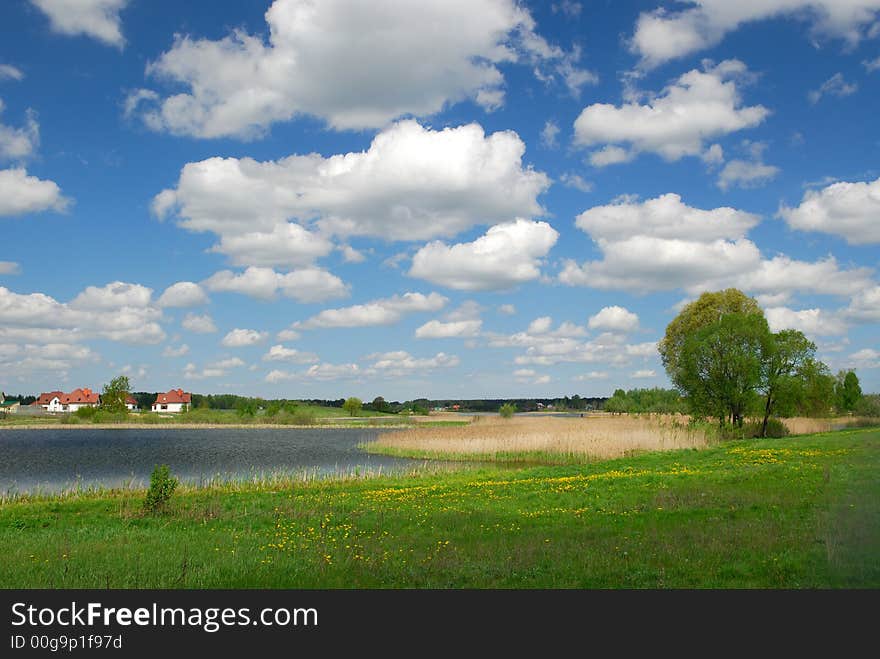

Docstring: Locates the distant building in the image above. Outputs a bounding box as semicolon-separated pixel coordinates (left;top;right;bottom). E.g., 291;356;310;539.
152;389;191;413
33;391;65;412
1;400;21;414
32;389;100;413
1;392;20;415
61;388;101;412
126;396;139;411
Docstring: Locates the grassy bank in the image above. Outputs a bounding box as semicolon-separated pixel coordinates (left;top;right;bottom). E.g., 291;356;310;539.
0;407;467;429
1;428;877;588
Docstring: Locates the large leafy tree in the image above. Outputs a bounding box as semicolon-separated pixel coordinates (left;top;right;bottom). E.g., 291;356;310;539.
101;375;131;414
797;360;836;417
835;370;862;412
659;288;762;391
759;329;816;437
343;397;363;416
677;312;771;427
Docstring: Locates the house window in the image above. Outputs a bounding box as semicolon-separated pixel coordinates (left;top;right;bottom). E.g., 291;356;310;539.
161;404;168;410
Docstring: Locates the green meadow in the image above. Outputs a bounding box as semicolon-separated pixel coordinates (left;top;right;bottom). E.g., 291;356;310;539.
1;428;877;588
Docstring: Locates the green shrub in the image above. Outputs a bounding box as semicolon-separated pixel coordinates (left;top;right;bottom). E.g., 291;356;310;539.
853;394;880;418
499;403;517;418
236;400;257;418
92;410;129;424
143;464;178;513
756;418;790;438
291;410;316;425
74;406;98;420
719;418;790;440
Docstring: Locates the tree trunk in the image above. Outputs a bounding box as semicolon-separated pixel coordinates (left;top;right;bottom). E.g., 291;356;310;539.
761;393;773;438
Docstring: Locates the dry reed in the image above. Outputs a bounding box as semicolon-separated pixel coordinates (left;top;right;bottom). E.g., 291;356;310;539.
372;414;710;460
780;417;875;435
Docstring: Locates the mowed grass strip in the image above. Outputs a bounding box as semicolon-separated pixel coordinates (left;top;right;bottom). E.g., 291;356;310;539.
0;429;877;588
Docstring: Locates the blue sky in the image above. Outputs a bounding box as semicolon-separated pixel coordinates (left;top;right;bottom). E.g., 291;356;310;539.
1;0;878;400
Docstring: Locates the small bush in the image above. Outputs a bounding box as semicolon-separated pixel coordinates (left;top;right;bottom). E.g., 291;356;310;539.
92;410;129;424
236;400;257;418
74;406;98;420
714;418;790;440
291;411;316;425
721;419;791;439
143;464;178;513
853;394;880;418
756;418;790;438
499;403;516;419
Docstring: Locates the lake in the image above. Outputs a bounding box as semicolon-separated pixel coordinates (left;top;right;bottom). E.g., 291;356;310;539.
0;427;425;495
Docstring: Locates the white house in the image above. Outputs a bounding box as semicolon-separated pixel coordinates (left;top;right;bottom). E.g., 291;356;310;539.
126;396;139;411
61;388;101;412
34;391;65;412
152;389;191;413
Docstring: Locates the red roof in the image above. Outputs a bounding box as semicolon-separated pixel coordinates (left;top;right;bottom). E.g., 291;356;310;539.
34;391;64;405
126;396;138;406
154;389;191;404
61;388;100;405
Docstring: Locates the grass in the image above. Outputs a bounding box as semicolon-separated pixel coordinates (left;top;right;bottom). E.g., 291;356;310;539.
0;404;427;428
1;428;877;588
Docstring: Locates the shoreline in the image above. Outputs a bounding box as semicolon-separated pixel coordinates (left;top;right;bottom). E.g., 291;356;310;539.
0;422;418;431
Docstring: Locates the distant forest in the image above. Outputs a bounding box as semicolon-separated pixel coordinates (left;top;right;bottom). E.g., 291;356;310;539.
1;391;607;413
9;385;873;417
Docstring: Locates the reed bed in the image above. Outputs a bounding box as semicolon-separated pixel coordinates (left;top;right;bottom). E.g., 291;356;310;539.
370;414;710;461
781;417;839;435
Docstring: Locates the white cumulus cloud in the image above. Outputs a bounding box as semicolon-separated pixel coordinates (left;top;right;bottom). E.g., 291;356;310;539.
765;306;848;337
574;60;768;165
560;193;873;298
221;328;269;348
297;292;447;329
588;306;640;333
366;351;459;376
778;176;880;245
162;344;190;358
157;281;208;308
0;101;39;160
262;344;320;364
629;1;880;69
154;121;550;244
181;312;217;334
30;0;129;48
70;281;152;310
0;285;164;345
0;168;69;216
409;219;558;291
415;319;483;339
204;267;349;303
844;286;880;323
129;0;586;137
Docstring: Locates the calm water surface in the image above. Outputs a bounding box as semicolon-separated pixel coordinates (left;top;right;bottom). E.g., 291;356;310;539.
0;427;424;495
